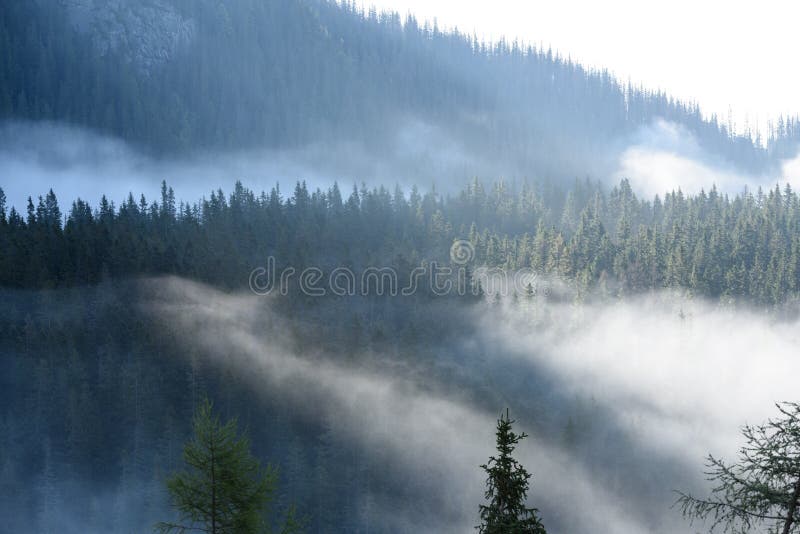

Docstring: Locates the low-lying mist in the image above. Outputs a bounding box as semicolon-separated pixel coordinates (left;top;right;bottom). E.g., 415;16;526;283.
4;119;800;213
0;119;518;211
141;277;800;533
616;119;800;196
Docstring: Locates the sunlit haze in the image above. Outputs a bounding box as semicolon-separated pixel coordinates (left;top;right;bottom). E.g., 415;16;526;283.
361;0;800;137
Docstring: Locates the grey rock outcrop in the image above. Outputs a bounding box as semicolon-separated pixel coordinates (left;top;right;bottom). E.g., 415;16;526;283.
59;0;195;74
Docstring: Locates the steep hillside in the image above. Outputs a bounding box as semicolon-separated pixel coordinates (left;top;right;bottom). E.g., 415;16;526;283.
1;0;798;177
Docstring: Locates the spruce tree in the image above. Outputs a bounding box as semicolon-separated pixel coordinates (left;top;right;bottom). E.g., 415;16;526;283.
478;409;546;533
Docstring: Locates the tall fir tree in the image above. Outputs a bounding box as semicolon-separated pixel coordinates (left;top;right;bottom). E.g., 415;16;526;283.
478;409;546;534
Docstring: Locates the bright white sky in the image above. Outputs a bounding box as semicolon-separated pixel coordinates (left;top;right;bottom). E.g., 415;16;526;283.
360;0;799;137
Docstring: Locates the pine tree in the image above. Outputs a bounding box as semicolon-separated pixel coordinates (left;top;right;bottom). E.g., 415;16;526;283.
478;409;546;533
678;402;800;534
156;398;302;534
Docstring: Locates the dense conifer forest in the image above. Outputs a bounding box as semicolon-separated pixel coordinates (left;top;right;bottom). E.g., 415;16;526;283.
4;178;800;307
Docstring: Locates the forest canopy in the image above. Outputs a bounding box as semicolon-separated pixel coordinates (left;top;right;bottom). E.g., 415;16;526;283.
2;177;800;307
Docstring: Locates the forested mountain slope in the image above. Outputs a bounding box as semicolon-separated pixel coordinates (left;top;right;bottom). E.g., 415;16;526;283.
2;0;799;178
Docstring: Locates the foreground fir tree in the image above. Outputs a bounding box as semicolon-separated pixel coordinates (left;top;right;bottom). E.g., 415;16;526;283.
156;398;303;534
478;409;547;533
677;402;800;533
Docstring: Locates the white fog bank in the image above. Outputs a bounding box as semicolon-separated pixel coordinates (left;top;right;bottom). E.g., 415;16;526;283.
616;120;800;197
0;120;494;212
486;294;800;489
141;277;800;533
4;119;800;214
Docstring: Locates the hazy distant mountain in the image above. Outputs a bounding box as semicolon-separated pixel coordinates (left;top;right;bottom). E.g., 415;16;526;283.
2;0;799;178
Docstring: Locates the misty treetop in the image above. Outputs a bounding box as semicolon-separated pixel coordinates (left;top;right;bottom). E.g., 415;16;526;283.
1;0;798;176
479;410;547;533
3;177;800;306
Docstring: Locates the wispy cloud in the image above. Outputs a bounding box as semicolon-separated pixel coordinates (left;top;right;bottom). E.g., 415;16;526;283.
615;120;758;196
140;277;800;533
0;119;490;212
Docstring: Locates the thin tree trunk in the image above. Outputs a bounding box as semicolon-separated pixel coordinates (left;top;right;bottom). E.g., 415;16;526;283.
782;476;800;534
211;441;216;534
